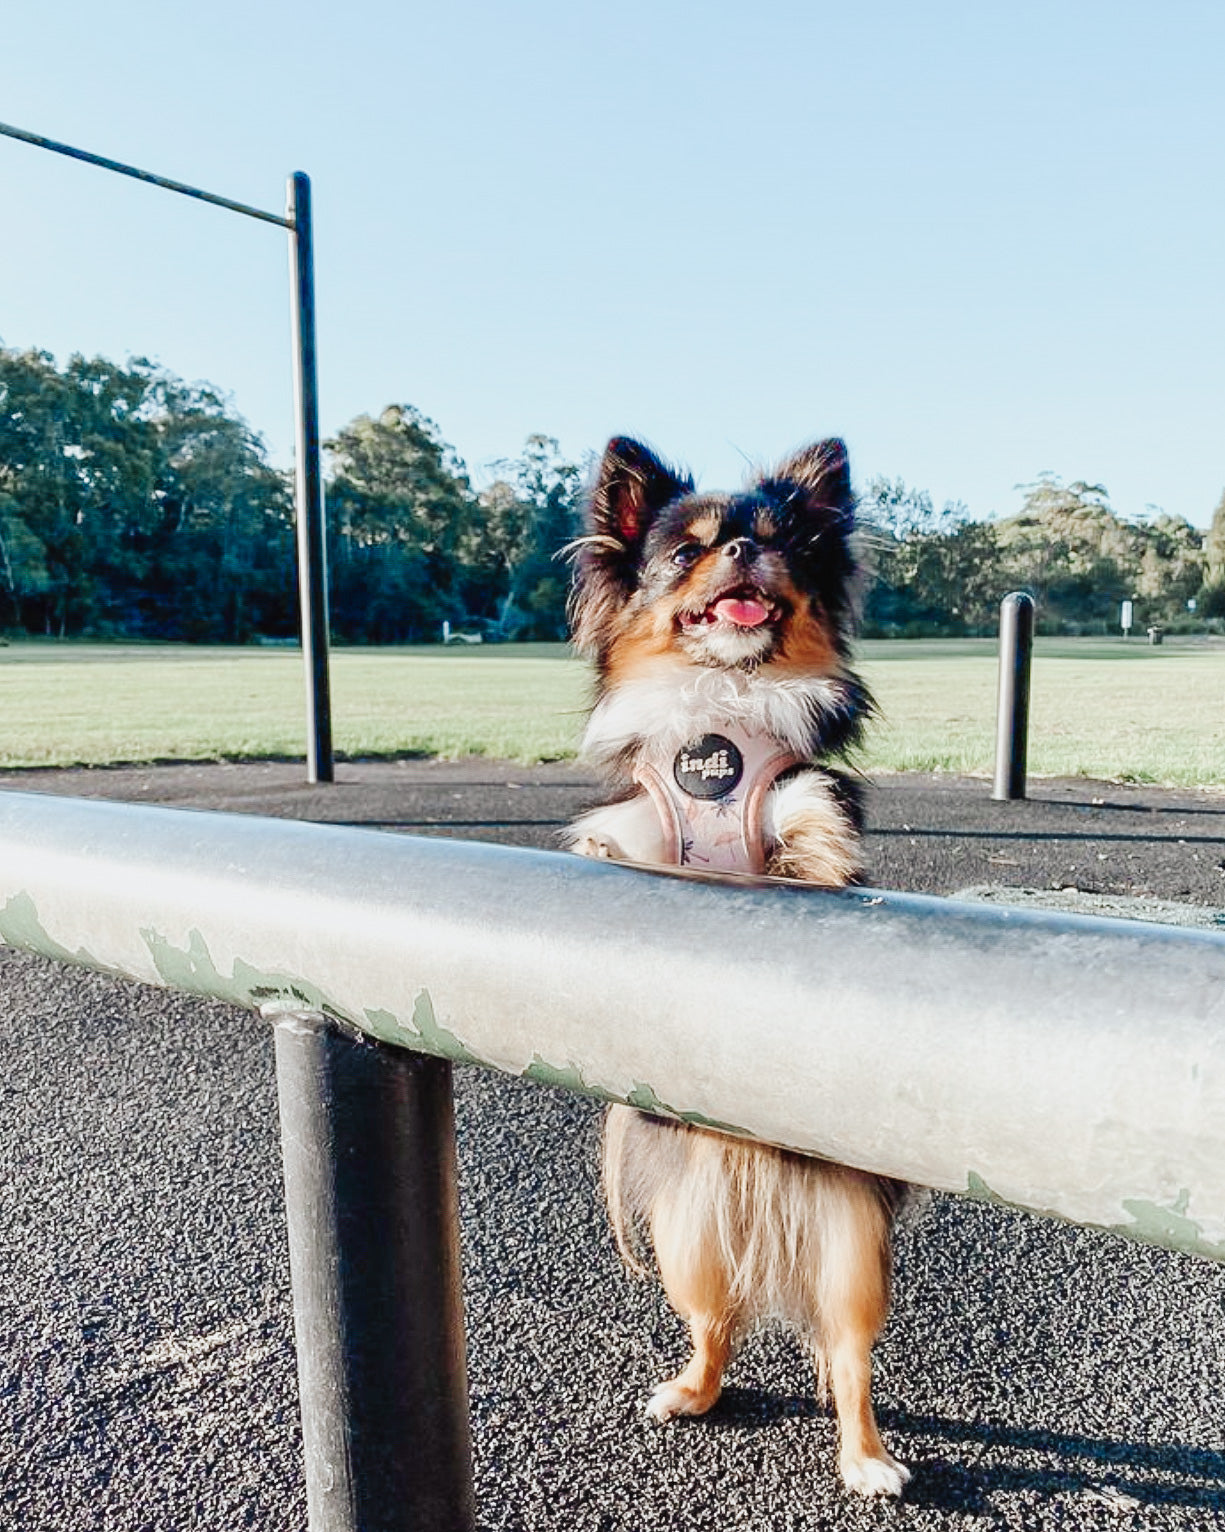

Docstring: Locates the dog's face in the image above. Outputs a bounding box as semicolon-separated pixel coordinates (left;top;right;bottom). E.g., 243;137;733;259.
570;436;860;688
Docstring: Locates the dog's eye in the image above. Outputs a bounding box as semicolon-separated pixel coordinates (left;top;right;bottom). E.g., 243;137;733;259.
672;542;703;569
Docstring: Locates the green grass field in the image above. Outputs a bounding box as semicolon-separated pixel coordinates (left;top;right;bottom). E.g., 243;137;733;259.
1;636;1222;786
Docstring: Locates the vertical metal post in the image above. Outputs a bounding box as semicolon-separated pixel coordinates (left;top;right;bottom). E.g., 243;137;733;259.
273;1013;475;1532
992;591;1035;801
287;172;334;784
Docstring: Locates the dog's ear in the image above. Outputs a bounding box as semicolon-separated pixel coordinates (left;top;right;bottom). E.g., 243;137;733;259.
761;439;861;646
568;438;692;656
589;437;692;548
761;438;854;527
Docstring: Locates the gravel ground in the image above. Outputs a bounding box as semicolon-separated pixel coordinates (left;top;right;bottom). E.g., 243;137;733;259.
1;762;1223;1530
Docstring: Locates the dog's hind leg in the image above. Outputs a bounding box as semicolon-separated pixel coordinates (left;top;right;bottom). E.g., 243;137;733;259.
645;1210;738;1421
645;1310;734;1422
818;1179;910;1497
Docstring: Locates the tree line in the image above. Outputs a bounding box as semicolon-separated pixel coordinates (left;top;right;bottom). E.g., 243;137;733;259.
2;345;1223;644
861;476;1225;636
0;347;579;644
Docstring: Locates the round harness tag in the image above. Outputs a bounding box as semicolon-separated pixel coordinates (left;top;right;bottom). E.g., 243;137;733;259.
673;734;744;799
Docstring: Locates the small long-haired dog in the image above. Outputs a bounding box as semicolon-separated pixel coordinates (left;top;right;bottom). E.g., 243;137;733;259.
565;436;909;1498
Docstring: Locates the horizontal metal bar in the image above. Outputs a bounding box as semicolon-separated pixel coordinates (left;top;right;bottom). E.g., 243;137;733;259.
1;789;1224;1261
0;120;291;228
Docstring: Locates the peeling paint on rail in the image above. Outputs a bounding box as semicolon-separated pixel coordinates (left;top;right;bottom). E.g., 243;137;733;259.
965;1172;1225;1264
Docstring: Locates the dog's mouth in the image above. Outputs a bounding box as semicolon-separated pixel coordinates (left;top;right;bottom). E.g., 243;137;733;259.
678;587;782;632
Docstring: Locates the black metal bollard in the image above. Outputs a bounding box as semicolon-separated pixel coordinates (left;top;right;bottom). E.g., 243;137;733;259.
272;1012;475;1532
992;591;1035;801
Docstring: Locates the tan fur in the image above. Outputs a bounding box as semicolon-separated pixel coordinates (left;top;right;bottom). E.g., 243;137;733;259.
601;616;688;687
772;597;842;676
764;771;864;886
602;1112;909;1495
683;510;722;544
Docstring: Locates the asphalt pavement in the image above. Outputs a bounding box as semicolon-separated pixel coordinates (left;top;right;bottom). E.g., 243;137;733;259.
1;760;1223;1530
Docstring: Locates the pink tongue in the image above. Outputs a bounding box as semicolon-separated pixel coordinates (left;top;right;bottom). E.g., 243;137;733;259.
713;596;770;627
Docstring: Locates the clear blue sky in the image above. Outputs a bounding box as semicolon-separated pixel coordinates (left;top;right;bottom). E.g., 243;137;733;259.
3;1;1222;526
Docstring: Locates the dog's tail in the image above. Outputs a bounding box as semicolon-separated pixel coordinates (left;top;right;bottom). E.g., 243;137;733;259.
601;1104;653;1276
603;1105;916;1314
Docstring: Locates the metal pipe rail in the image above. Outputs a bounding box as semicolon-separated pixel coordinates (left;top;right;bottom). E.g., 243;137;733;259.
2;789;1223;1259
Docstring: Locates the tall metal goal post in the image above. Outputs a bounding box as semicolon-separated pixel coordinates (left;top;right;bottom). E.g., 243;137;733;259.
0;120;333;782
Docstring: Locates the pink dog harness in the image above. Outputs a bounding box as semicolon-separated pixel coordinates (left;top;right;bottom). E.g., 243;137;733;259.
632;726;802;875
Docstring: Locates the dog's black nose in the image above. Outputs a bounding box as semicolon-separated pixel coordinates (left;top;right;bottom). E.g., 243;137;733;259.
722;537;755;564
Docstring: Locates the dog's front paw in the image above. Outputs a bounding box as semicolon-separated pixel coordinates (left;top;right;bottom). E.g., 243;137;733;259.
572;833;622;861
839;1450;911;1498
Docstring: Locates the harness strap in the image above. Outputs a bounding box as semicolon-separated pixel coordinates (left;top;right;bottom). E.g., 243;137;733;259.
632;726;803;874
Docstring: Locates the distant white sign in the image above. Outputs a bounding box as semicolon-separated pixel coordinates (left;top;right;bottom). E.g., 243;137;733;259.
1121;600;1134;633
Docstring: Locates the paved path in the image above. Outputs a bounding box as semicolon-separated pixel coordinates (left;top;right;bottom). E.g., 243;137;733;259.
1;763;1223;1530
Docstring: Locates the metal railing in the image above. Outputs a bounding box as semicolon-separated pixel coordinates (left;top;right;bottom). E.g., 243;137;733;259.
2;790;1224;1529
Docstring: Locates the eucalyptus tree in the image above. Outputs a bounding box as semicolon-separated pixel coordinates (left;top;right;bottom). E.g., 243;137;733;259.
0;347;156;634
142;373;294;641
325;404;476;642
477;434;582;639
859;477;1002;633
